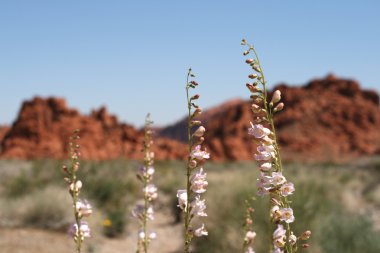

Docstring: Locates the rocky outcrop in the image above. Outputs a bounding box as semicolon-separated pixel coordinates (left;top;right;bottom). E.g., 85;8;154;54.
159;75;380;162
0;97;187;160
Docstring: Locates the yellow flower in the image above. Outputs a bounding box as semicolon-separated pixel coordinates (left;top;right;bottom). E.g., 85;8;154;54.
103;218;112;227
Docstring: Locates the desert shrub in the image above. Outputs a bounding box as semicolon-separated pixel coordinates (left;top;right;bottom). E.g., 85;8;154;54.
318;212;380;253
0;185;72;230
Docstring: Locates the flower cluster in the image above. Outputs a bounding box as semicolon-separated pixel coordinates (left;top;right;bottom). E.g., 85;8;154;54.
242;39;310;253
63;130;92;253
133;114;157;253
242;198;257;253
177;68;210;253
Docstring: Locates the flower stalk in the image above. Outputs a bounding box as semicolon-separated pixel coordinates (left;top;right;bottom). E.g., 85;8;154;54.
178;68;210;253
242;39;311;253
134;114;157;253
63;130;92;253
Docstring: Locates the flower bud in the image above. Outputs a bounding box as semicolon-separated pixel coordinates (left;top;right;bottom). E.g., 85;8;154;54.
189;159;197;169
302;243;310;249
252;65;261;72
243;50;249;56
246;59;254;64
191;94;200;100
251;104;261;113
241;39;247;45
300;230;311;240
274;102;284;112
190;80;198;86
191;120;202;126
246;84;261;93
271;90;281;104
193;108;202;117
193;126;206;137
248;74;258;79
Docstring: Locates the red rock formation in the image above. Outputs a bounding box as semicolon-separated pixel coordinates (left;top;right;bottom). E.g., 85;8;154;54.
0;125;10;153
0;97;187;160
159;75;380;162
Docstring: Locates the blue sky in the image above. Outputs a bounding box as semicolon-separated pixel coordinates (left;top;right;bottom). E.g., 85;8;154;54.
1;1;379;127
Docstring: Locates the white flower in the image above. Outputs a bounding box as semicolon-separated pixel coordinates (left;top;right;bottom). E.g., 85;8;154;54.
70;180;82;192
257;183;271;196
132;204;154;220
273;224;286;240
75;199;92;217
138;166;155;177
257;144;275;153
149;232;157;240
289;232;297;245
193;126;206;137
248;123;271;139
190;168;208;194
245;230;257;241
271;90;281;104
176;189;188;210
254;152;273;161
190;195;207;217
245;246;255;253
258;173;273;186
259;162;272;171
143;184;158;200
68;221;91;238
194;224;208;237
271;172;287;186
280;207;295;223
279;182;295;196
190;145;210;160
271;205;282;221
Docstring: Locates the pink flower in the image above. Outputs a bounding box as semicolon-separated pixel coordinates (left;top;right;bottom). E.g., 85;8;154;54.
279;182;295;196
194;224;208;237
248;123;271;139
259;162;272;171
193;126;206;137
143;184;158;200
190;145;210;160
271;172;286;186
176;189;188;210
245;230;257;241
68;221;91;238
190;195;207;217
75;199;92;217
190;168;208;194
280;207;295;223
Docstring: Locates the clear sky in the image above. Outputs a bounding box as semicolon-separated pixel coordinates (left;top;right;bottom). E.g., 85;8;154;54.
1;1;379;127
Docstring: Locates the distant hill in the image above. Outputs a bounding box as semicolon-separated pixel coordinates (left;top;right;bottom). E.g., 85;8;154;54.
158;75;380;162
1;75;379;161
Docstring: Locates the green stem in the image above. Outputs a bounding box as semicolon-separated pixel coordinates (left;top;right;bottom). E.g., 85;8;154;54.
184;69;192;253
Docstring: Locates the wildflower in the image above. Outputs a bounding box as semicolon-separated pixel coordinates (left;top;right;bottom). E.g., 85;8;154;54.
143;184;158;200
245;231;257;241
259;162;272;171
138;166;155;178
274;102;284;112
246;58;254;64
190;196;207;217
76;199;92;217
103;218;112;227
194;224;208;237
280;207;295;223
177;189;188;210
271;206;282;221
193;126;206;137
257;183;271;196
273;224;286;240
70;180;82;192
68;221;91;238
245;247;255;253
279;182;295;196
254;152;273;161
289;232;297;245
300;230;312;240
132;204;154;221
190;168;208;194
248;123;271;139
271;172;287;186
190;145;210;160
271;90;281;104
